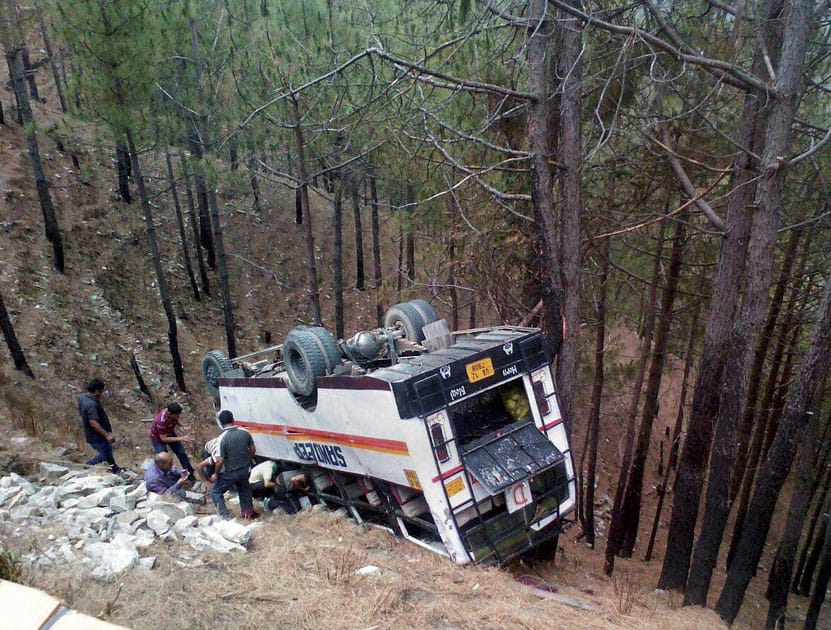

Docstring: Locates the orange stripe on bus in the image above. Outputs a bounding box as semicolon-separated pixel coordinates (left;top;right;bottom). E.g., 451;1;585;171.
236;420;409;456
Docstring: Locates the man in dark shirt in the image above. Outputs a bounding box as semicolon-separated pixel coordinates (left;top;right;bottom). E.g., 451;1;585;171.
209;410;258;520
77;378;122;473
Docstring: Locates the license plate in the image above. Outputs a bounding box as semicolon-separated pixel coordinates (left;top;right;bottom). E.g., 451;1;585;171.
466;357;494;383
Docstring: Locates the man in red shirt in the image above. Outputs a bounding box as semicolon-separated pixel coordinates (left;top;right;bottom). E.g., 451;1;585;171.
150;402;194;478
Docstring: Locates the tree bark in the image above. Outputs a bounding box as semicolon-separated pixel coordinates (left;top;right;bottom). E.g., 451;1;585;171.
181;159;210;297
732;228;803;504
620;214;686;557
526;0;563;358
290;93;322;325
4;32;65;274
803;505;831;630
0;289;34;378
405;183;415;286
687;0;811;604
125;129;186;392
352;177;365;291
715;231;831;624
764;416;824;628
645;302;700;562
658;0;779;590
207;185;237;358
333;173;345;339
369;165;383;325
580;237;609;548
165;150;200;301
115;138;132;204
35;4;68;113
606;217;666;572
553;0;584;432
728;235;810;567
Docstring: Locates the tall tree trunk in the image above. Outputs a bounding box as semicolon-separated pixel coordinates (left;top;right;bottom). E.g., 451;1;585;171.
125;129;186;392
405;184;415;285
580;238;609;548
369;165;383;325
797;509;828;596
21;47;39;102
715;243;831;624
728;236;810;567
645;302;700;562
553;0;584;432
165;150;200;301
115;138;132;204
658;0;780;589
5;35;65;274
606;217;666;573
352;177;365;291
181;159;210;297
526;0;564;358
687;0;809;600
246;143;261;214
188;19;215;269
35;4;67;113
333;174;344;339
732;229;803;503
207;186;237;358
803;505;831;630
620;214;686;557
0;289;34;378
792;439;831;594
764;415;824;628
290;93;322;325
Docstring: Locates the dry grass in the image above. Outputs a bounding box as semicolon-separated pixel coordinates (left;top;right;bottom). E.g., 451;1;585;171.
16;509;728;630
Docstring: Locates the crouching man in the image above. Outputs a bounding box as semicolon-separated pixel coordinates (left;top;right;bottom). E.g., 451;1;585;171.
144;452;190;499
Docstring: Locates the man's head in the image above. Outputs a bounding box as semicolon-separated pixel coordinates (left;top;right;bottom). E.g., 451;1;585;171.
154;451;174;471
166;402;183;419
218;410;235;426
86;379;105;399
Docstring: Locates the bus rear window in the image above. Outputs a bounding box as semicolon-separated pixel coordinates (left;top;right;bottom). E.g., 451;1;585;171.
450;381;532;448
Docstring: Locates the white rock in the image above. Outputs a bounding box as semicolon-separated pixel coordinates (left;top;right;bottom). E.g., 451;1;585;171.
198;515;217;528
173;515;198;533
0;487;22;508
115;510;139;526
355;565;381;576
86;542;138;581
137;556;156;570
211;520;254;547
155;502;187;522
146;509;174;535
183;528;242;554
109;493;137;513
80;487;116;508
132;528;155;549
39;462;70;479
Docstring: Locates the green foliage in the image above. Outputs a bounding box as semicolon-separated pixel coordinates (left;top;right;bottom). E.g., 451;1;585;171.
0;551;22;583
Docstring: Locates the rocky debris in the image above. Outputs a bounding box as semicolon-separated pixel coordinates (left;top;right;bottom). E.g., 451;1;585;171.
0;465;259;582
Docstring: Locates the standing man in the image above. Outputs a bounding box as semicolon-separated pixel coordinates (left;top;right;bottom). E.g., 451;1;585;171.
77;378;123;473
150;402;194;478
210;410;258;520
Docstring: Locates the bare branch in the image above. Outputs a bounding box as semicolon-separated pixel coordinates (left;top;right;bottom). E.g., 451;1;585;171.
547;0;770;93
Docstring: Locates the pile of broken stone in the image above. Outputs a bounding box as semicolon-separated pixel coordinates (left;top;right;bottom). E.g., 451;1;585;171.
0;461;259;581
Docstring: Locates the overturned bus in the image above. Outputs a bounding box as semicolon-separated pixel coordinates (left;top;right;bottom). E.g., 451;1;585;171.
201;300;576;565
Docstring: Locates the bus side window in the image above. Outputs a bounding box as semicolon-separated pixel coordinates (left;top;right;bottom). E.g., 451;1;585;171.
532;379;550;416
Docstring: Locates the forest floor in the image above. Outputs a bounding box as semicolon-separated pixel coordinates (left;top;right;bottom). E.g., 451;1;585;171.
0;45;819;630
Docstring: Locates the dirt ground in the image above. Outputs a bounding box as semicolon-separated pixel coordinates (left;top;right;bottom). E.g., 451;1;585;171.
0;34;816;630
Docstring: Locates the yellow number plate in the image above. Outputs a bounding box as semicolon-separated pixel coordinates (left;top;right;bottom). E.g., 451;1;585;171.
466;357;494;383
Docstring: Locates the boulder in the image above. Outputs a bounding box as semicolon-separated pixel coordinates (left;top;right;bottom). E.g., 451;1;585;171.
109;493;137;513
77;487;115;509
211;520;254;548
173;515;198;533
38;463;70;480
146;509;174;535
85;540;138;581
